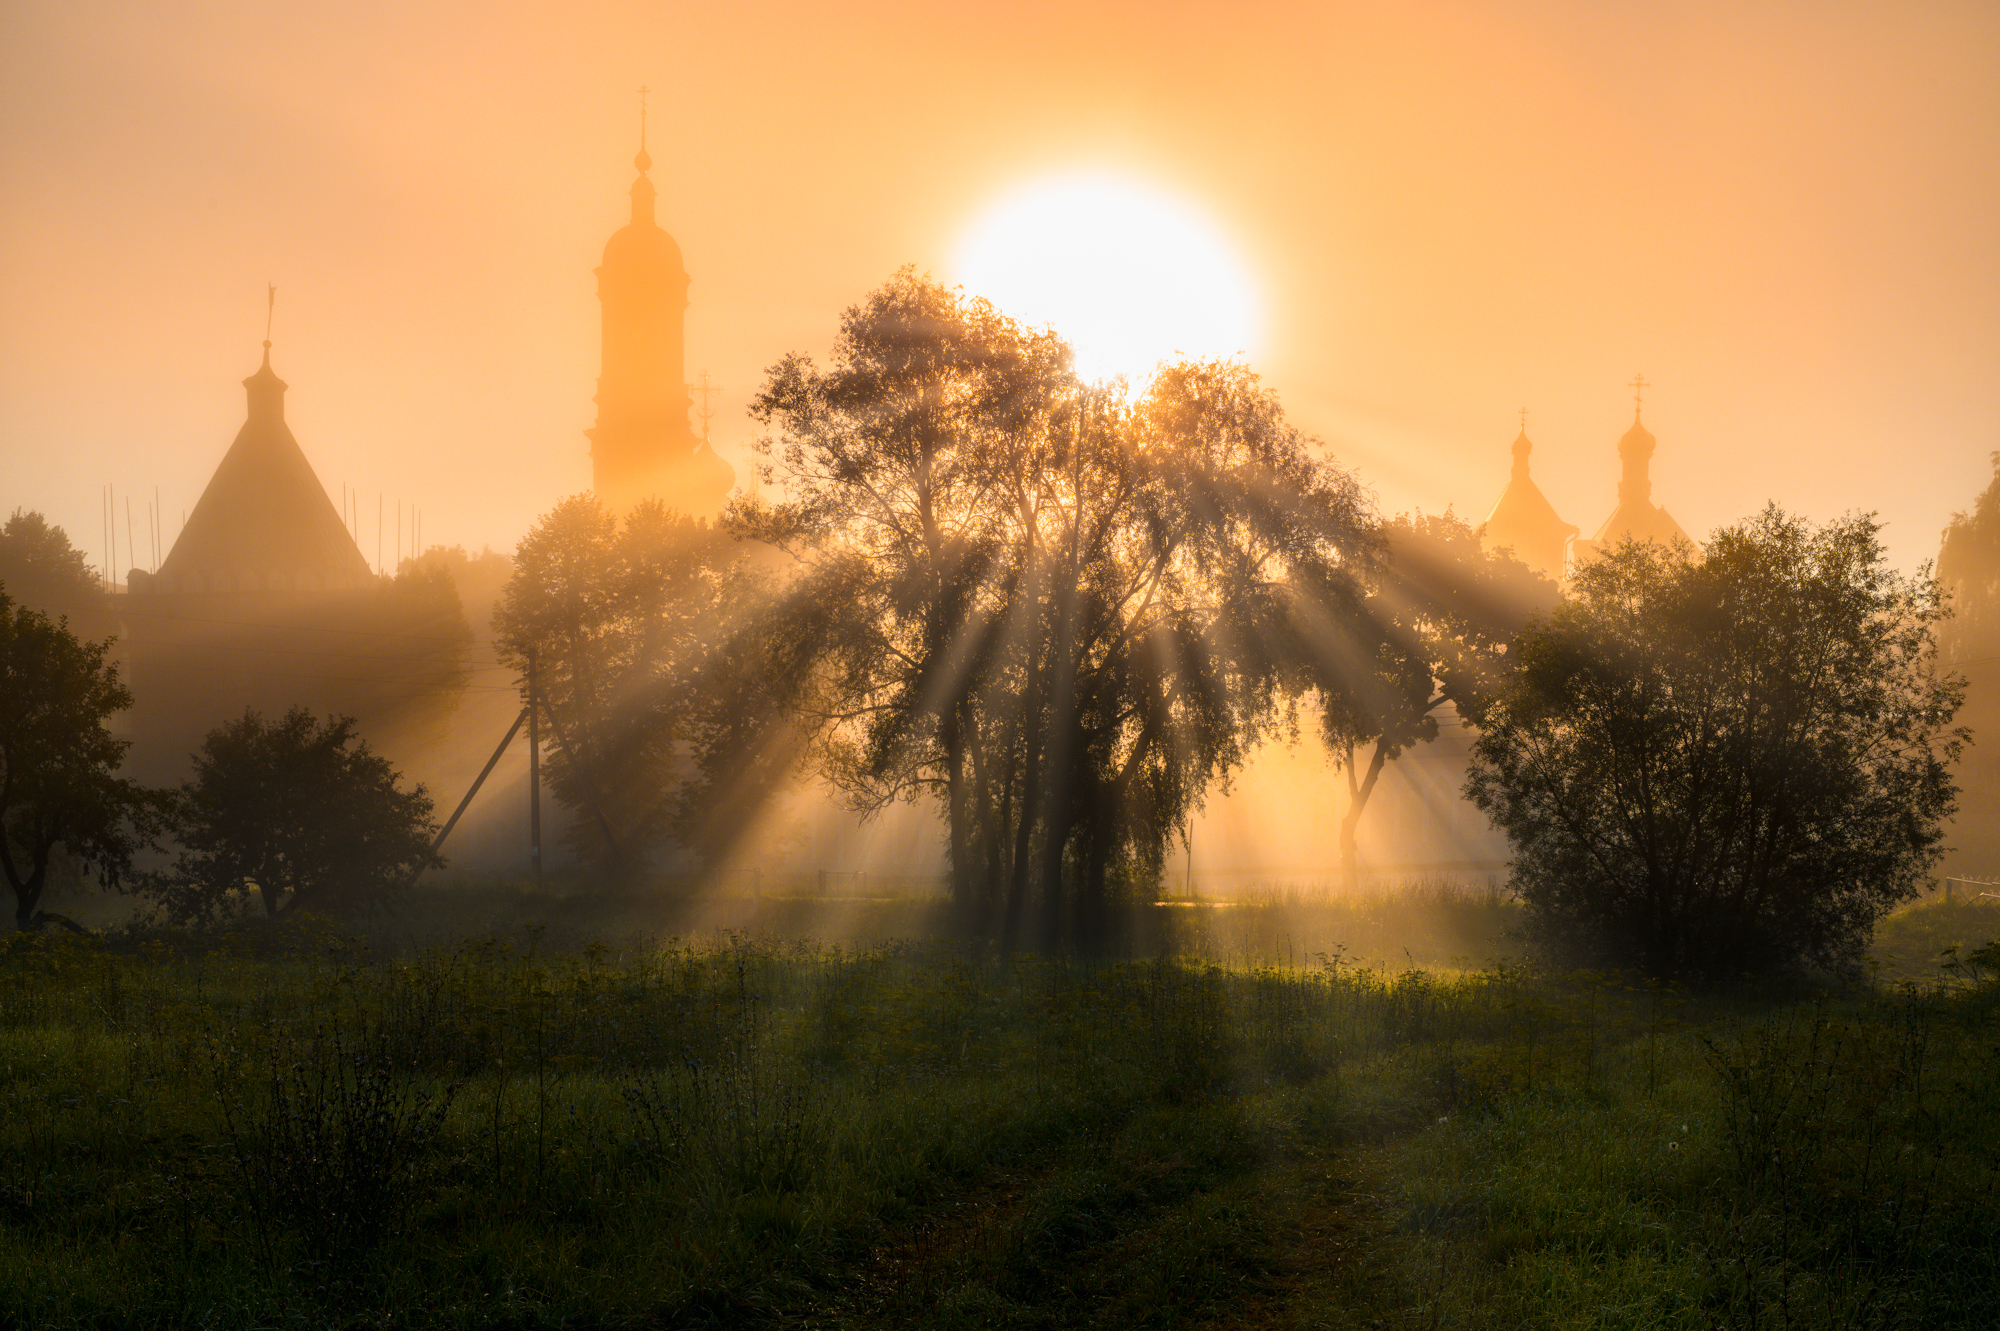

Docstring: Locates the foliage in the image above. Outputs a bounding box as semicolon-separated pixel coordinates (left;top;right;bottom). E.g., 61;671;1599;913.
745;269;1376;947
0;587;152;930
1317;509;1555;887
0;927;1992;1328
493;495;783;869
212;1016;461;1263
0;510;116;642
1933;453;2000;874
1467;507;1966;979
150;707;440;922
1937;450;2000;662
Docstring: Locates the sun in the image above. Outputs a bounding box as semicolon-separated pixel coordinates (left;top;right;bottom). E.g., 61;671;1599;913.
953;173;1259;385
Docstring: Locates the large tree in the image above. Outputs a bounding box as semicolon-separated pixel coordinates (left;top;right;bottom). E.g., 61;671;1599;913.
1465;507;1964;979
1317;510;1555;889
745;271;1375;947
0;588;151;930
493;496;771;868
151;707;439;923
743;269;1069;923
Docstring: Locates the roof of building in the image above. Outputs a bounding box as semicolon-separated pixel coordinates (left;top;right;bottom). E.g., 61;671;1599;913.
152;343;373;593
1481;429;1577;577
1589;412;1695;549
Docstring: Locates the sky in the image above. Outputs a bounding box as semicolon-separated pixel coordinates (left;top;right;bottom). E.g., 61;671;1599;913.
4;0;1998;580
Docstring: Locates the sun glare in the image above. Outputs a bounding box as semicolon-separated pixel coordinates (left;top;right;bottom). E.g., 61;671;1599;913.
953;174;1259;385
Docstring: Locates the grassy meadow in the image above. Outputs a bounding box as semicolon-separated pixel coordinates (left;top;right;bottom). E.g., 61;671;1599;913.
0;886;1995;1329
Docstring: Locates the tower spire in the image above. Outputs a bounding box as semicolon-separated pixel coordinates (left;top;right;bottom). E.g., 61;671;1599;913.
697;370;716;446
628;87;657;224
635;86;651;173
260;283;277;371
1629;372;1649;419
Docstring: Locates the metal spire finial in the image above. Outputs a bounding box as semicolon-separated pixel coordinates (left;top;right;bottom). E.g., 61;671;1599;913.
1629;372;1650;416
634;86;653;173
264;283;276;349
697;370;716;445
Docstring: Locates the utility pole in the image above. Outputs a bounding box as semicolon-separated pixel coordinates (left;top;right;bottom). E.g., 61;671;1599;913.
527;648;543;891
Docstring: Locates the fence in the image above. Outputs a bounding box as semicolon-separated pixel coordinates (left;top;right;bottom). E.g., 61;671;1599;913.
1942;877;2000;906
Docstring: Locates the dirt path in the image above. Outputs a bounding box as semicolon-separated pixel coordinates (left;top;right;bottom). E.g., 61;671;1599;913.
797;1104;1422;1330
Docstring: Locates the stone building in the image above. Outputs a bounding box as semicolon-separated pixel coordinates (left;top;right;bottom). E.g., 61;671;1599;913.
120;340;466;782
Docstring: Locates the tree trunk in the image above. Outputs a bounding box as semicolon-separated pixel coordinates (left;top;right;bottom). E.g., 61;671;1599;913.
1;840;46;930
1339;737;1392;894
12;877;44;931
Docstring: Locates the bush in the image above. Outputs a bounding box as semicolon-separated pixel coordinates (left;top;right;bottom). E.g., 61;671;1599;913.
1467;508;1965;979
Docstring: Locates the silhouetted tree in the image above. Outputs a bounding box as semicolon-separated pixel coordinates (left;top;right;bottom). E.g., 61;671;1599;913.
1317;510;1556;889
1466;508;1964;979
1938;452;2000;659
494;496;770;869
747;271;1375;947
0;588;152;930
1000;361;1376;949
1935;453;2000;872
743;269;1069;923
151;707;439;923
0;510;118;642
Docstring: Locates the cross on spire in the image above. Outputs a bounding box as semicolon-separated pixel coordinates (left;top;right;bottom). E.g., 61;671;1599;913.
633;87;653;174
1629;372;1649;414
1519;406;1529;433
696;370;717;445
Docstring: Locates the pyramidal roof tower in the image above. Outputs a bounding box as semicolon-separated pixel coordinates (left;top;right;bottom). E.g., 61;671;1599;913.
587;91;734;516
1479;411;1576;580
148;299;372;595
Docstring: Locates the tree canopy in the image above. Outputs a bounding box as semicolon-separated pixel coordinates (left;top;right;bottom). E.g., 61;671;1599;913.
0;588;150;929
493;496;775;869
1935;453;2000;871
1315;509;1555;887
1465;507;1964;978
0;510;118;643
151;707;440;923
743;270;1377;947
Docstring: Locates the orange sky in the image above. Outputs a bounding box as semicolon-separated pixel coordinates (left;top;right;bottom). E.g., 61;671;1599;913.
5;0;1997;579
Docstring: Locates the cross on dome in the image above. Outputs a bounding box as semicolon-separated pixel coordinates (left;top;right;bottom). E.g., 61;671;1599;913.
635;86;652;173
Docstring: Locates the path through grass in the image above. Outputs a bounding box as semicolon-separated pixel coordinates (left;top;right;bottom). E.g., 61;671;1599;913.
1;917;1994;1328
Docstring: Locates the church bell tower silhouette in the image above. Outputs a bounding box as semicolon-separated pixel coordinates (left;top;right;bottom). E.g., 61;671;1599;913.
586;90;733;516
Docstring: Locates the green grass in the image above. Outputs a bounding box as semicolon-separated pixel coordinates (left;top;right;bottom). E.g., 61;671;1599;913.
0;904;1995;1329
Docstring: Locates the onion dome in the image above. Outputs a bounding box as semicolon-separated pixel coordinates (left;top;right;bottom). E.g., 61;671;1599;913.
1588;401;1696;553
1480;424;1576;581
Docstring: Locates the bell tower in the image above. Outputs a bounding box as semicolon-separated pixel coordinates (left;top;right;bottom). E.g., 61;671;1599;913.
586;93;733;516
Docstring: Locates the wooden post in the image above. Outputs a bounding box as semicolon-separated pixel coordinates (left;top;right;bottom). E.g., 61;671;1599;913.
527;649;543;892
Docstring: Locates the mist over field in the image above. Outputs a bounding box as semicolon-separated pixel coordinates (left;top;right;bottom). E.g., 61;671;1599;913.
3;3;1997;1327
